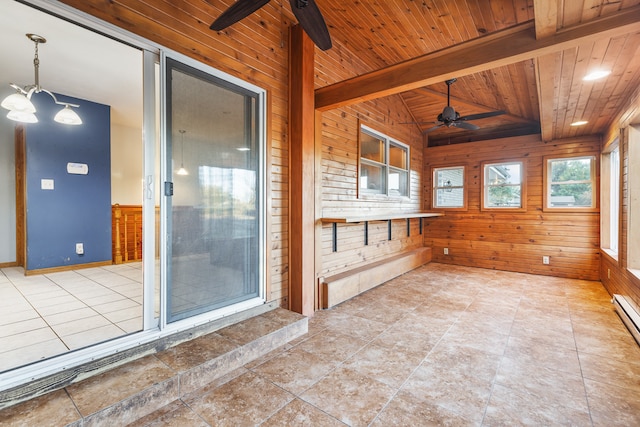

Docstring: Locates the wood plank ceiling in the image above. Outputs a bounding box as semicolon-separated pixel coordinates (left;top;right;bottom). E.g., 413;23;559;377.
308;0;640;146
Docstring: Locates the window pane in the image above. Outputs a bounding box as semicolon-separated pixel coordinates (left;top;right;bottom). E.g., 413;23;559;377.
389;144;407;169
389;169;408;196
360;131;385;163
167;59;260;323
547;157;595;208
486;163;521;185
360;162;385;193
485;162;522;208
436;188;464;207
610;148;619;252
487;186;521;207
550;158;591;182
434;167;464;208
550;184;592;207
435;167;463;187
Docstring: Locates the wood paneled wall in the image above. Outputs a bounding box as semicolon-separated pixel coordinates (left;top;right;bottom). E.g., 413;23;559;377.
319;96;425;277
423;134;601;280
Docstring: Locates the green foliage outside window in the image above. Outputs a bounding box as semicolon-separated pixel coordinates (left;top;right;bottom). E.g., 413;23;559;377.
549;157;594;207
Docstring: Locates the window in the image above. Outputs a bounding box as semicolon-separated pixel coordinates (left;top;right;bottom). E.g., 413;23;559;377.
629;125;640;273
545;155;596;209
482;161;525;209
359;126;409;197
601;145;619;256
433;166;466;209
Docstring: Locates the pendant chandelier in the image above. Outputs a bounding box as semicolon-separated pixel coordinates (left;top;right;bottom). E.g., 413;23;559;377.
1;33;82;125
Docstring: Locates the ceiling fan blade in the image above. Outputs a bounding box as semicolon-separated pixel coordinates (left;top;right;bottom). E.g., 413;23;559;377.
210;0;271;31
452;121;480;130
289;0;332;50
424;124;444;134
399;121;439;125
458;110;506;121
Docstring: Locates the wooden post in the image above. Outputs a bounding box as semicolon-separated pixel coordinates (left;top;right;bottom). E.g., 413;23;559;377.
288;24;316;316
114;204;122;264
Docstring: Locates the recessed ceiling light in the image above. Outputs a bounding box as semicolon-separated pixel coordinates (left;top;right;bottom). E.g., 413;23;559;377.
583;70;611;81
571;120;588;126
236;147;250;152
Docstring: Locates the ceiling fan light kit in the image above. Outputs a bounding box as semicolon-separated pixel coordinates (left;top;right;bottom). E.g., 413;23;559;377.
2;33;82;125
211;0;332;51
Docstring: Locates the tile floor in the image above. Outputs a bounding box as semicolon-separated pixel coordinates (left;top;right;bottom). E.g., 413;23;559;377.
0;263;143;372
139;263;640;426
3;263;640;426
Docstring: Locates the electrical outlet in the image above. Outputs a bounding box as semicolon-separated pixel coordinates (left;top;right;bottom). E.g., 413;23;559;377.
444;248;449;255
76;243;84;255
542;256;550;265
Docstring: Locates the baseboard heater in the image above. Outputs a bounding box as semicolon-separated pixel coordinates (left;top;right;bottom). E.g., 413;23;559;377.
612;294;640;346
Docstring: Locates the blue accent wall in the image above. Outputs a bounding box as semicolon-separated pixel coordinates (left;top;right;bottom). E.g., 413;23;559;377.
25;92;111;270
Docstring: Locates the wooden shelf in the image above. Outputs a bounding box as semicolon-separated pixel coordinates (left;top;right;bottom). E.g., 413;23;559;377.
320;212;444;252
321;212;444;223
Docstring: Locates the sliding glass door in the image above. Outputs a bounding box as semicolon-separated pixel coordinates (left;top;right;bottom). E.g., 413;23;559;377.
164;57;263;323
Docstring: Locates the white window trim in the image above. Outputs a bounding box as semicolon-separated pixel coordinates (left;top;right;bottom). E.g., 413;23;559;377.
544;155;597;211
601;144;619;258
432;166;466;209
628;125;640;271
481;160;526;210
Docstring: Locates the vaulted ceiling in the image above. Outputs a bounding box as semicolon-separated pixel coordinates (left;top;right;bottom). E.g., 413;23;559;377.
3;0;639;148
311;0;640;146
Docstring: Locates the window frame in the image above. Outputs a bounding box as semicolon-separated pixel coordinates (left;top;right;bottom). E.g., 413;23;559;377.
432;165;467;210
628;125;640;276
481;160;526;211
358;124;410;198
543;155;598;212
601;143;620;259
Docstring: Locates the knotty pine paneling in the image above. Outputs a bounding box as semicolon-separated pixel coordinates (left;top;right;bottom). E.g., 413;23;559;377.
319;95;425;277
423;134;601;280
601;252;640;315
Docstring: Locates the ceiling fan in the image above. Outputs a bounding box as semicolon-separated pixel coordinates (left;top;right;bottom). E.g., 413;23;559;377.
406;78;505;133
210;0;332;51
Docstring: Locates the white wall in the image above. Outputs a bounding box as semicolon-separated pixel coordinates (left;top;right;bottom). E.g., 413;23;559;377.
0;121;16;263
111;123;143;205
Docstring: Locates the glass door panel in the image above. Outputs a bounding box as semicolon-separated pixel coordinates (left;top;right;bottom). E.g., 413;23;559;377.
165;58;260;323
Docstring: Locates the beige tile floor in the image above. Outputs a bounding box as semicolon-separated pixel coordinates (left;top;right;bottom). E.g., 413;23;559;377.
0;263;143;372
3;263;640;426
135;264;639;426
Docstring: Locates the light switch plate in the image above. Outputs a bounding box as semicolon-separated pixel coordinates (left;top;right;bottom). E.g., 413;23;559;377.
41;179;54;190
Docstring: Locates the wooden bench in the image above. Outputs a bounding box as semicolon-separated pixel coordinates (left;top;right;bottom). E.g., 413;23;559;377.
320;247;432;309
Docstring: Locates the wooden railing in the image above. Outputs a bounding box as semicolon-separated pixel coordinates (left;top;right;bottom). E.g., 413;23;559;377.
112;204;142;264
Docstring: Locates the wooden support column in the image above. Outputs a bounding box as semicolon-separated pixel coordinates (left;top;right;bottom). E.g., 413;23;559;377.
288;25;316;316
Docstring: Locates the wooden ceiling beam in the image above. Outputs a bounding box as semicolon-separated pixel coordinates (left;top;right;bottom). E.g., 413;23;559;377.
533;0;558;39
315;5;640;111
533;0;560;142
